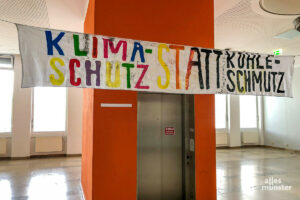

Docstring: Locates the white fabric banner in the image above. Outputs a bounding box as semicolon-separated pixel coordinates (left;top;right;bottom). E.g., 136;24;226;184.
17;24;295;97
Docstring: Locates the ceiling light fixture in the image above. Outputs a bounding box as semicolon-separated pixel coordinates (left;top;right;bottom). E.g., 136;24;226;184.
274;17;300;39
293;16;300;32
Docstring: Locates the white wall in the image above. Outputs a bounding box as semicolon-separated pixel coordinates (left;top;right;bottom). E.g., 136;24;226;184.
216;94;264;147
7;55;83;157
67;88;82;155
46;0;86;155
46;0;88;32
264;68;300;150
228;95;241;147
0;0;88;158
11;55;32;157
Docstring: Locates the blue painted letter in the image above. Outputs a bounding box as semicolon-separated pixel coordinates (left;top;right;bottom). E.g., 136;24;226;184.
130;42;145;62
45;31;65;55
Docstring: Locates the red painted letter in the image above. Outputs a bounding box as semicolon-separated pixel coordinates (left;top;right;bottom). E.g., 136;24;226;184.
103;38;127;61
69;59;81;86
92;37;98;58
135;65;149;89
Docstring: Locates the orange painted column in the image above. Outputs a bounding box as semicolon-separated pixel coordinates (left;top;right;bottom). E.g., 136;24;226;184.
82;0;215;200
195;95;216;200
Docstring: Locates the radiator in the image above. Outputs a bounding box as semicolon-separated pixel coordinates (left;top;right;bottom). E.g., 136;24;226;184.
216;132;228;146
242;132;259;144
0;138;6;154
35;136;63;152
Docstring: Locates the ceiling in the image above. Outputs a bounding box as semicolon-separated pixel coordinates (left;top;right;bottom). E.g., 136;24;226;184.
0;0;89;54
215;0;300;67
0;0;299;67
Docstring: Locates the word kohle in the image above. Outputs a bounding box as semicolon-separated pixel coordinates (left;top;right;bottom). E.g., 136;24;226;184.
17;25;294;97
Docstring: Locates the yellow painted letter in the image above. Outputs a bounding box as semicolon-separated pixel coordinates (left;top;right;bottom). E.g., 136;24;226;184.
157;44;170;89
49;57;65;85
106;61;121;88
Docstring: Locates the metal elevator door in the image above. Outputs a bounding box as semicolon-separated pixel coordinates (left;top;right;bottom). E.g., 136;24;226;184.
137;93;183;200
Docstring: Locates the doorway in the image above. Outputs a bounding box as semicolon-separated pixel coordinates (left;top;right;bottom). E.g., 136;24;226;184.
137;93;195;200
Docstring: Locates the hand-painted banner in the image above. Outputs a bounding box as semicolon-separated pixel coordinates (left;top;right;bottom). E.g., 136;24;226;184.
17;24;295;97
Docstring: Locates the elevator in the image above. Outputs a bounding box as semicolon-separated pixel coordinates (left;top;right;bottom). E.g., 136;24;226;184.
137;93;195;200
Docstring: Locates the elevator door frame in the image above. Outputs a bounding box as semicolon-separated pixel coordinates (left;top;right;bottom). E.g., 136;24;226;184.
137;93;195;200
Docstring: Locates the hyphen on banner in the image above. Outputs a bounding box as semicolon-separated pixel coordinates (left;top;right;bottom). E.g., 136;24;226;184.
17;24;295;97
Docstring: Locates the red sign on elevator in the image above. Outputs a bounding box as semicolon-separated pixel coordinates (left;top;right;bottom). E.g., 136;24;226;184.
165;127;175;135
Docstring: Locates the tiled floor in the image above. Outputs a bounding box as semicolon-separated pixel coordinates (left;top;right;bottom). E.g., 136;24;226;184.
1;148;300;200
217;147;300;200
0;156;82;200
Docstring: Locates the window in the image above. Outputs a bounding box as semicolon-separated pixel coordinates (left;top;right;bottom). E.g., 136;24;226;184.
239;95;257;128
0;57;14;133
215;94;227;129
33;87;67;132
